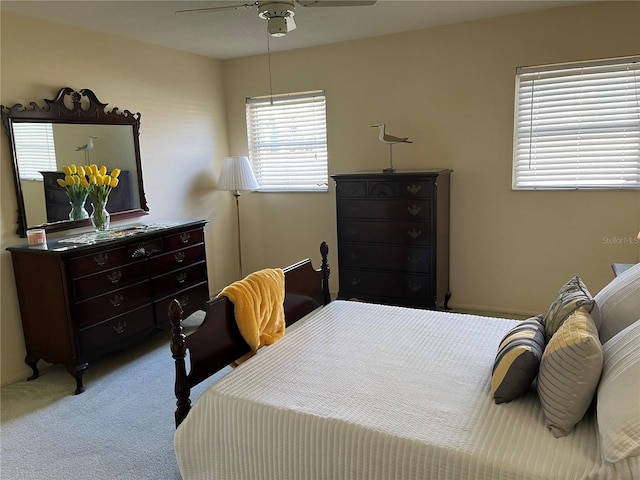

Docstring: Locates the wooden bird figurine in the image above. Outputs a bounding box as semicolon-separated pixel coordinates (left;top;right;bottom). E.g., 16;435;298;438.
371;124;412;172
76;136;97;165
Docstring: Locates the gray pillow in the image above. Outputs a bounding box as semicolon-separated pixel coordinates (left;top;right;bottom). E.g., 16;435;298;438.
491;317;545;404
542;276;596;343
538;307;603;438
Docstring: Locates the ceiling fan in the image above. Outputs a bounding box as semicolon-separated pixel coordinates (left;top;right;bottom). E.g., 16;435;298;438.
175;1;377;37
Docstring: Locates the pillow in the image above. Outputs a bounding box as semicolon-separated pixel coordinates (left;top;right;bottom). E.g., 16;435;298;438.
542;276;596;343
537;307;603;438
491;316;545;404
597;318;640;462
593;262;640;345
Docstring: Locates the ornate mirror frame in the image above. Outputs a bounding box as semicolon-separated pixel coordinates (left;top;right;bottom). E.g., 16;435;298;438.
1;87;149;237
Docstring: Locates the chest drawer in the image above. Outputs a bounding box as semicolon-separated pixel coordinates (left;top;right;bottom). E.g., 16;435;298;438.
164;228;205;251
72;260;149;299
69;239;163;277
74;280;153;327
339;269;432;301
78;304;155;360
339;220;431;245
339;244;431;273
152;261;208;298
337;199;431;221
154;282;210;328
150;243;206;275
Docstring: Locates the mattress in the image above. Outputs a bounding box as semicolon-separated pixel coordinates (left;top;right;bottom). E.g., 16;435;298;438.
174;300;639;480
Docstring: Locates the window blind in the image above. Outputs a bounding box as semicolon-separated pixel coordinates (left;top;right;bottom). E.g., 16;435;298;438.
13;122;57;181
513;56;640;190
246;91;328;192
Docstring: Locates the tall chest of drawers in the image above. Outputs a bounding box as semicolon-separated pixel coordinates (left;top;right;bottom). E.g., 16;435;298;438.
7;219;209;393
332;171;451;309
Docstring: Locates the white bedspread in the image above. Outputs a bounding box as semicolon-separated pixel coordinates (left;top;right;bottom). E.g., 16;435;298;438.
174;300;639;480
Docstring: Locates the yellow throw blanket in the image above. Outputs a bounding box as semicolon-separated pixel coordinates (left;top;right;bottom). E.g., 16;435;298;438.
217;268;286;352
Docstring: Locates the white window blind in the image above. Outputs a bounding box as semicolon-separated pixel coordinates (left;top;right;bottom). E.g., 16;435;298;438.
513;56;640;190
13;122;57;181
246;91;328;192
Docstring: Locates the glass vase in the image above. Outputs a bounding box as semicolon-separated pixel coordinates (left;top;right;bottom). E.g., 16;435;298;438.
68;198;89;221
90;201;110;231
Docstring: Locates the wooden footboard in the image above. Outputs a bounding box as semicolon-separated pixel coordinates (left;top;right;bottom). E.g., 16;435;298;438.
169;242;330;427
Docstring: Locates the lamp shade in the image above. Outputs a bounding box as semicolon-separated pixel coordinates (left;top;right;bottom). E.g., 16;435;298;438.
218;156;258;191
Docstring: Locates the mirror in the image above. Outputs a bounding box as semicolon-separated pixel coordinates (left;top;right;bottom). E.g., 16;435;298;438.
1;87;149;237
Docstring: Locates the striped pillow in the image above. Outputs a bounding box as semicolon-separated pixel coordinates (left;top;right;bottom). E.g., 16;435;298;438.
542;276;596;343
491;317;545;404
538;307;603;438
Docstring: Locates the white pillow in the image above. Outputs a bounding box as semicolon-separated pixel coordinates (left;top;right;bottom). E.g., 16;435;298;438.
593;263;640;344
597;318;640;462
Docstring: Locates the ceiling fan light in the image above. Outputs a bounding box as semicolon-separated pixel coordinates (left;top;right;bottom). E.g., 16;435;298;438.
267;16;288;36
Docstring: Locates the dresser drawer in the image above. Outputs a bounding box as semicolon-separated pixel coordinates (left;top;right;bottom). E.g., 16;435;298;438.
337;199;431;221
78;304;155;359
154;282;209;327
339;269;432;300
152;261;208;298
339;220;431;245
336;181;367;198
72;260;149;299
339;244;431;273
367;179;434;199
164;228;205;251
74;280;153;327
69;239;163;277
150;243;206;276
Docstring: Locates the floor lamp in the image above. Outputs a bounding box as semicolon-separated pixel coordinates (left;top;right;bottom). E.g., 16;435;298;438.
218;156;258;279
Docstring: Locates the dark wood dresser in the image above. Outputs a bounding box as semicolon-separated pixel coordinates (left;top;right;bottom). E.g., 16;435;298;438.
7;219;209;393
332;171;451;309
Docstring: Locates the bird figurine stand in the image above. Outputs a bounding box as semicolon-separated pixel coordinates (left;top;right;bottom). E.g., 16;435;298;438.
371;124;412;173
76;136;98;165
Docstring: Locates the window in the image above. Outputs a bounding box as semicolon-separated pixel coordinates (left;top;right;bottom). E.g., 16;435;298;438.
512;56;640;190
12;122;58;181
246;90;328;192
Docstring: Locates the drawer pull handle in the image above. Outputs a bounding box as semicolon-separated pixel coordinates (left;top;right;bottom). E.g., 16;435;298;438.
348;227;359;237
407;229;423;240
93;253;109;266
179;233;191;244
406;184;422;196
407;255;421;265
131;247;147;259
107;270;122;284
350;278;361;286
178;295;190;308
407;205;422;216
113;321;127;335
174;252;186;263
408;282;423;292
176;272;188;284
109;294;124;307
349;252;358;260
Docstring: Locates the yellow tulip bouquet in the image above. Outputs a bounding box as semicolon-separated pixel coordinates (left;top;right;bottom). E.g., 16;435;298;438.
86;164;121;231
57;164;91;220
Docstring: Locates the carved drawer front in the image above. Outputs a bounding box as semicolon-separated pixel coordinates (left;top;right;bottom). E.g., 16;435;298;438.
69;239;163;277
74;281;153;327
154;282;209;327
339;269;432;300
340;244;431;273
366;180;434;199
337;199;431;221
150;243;206;276
78;304;155;359
72;261;149;299
163;228;205;252
152;261;208;298
336;181;367;197
339;220;431;245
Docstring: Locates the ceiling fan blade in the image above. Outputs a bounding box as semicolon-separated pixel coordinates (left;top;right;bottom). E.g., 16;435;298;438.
175;2;256;15
296;0;376;6
286;16;297;32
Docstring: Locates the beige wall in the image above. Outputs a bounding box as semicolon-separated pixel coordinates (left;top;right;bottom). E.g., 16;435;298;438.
224;1;640;312
0;11;236;385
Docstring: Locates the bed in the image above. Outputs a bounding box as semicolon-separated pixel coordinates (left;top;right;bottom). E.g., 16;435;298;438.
169;243;640;480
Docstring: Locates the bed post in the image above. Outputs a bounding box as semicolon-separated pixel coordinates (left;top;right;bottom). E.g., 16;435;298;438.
169;299;191;427
320;241;330;305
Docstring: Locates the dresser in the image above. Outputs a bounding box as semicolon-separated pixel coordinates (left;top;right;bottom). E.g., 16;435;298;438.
332;171;451;309
7;219;209;393
41;170;133;223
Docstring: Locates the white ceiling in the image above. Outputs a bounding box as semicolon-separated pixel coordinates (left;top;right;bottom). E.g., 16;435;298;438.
2;0;590;60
